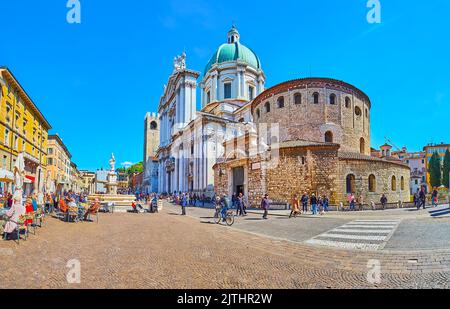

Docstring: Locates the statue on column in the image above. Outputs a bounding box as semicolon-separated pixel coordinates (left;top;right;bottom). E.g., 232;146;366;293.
109;153;116;172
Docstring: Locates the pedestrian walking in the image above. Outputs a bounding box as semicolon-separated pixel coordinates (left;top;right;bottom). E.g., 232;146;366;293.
289;194;300;218
242;194;248;216
322;194;329;212
261;194;270;219
431;188;438;207
414;189;420;209
310;193;318;215
419;188;426;209
181;193;187;215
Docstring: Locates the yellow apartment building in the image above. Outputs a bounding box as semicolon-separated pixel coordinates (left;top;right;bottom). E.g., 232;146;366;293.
0;67;52;195
47;134;72;195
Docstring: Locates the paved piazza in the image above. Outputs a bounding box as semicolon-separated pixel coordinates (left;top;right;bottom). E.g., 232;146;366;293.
1;202;449;289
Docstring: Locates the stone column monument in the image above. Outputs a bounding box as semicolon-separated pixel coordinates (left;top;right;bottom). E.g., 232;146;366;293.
105;153;118;195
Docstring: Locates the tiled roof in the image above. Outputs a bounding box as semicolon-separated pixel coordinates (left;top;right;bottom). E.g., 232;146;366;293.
338;152;408;167
279;139;340;149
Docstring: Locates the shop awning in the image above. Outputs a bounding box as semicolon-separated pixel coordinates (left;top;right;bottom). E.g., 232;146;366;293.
0;169;14;182
25;175;35;183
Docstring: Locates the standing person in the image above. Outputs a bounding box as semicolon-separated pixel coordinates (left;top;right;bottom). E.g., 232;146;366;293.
181;193;187;216
261;194;270;220
414;189;420;209
419;187;426;210
301;192;309;214
231;193;237;210
289;194;300;218
349;193;356;211
236;193;244;216
380;194;388;210
310;193;318;215
242;193;248;216
358;194;364;211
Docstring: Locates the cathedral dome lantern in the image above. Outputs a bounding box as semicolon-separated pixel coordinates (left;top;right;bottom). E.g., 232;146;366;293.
201;26;265;110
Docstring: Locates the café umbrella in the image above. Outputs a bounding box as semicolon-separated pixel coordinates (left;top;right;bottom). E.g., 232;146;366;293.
0;169;14;182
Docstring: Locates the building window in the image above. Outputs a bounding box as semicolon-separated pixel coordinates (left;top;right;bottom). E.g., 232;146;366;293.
277;96;285;108
13;135;18;150
313;92;319;104
355;106;362;116
4;129;10;146
346;174;356;194
265;102;271;113
325;131;333;143
365;108;368;118
401;176;405;191
369;174;376;192
248;86;254;101
224;83;232;99
294;93;302;105
329;93;336;105
256;109;261;119
150;121;158;130
391;176;397;191
345;97;351;108
48;158;53;166
360;138;365;154
206;91;211;104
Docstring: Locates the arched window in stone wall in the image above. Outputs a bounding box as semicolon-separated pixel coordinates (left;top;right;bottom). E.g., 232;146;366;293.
150;121;158;130
294;93;302;105
365;108;369;118
265;102;271;113
391;176;397;191
345;97;351;108
369;174;376;192
401;176;405;191
329;93;336;105
277;96;285;108
360;138;365;154
313;92;319;104
346;174;356;194
355;106;362;116
325;131;333;143
256;109;261;119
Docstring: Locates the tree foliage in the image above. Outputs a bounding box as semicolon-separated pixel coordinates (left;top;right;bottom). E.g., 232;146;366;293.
443;149;450;188
115;162;144;175
429;152;442;188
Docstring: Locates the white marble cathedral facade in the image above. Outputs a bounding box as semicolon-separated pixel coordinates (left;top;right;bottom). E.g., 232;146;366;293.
157;26;265;194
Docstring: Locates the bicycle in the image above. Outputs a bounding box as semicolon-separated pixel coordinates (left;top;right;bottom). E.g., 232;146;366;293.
213;208;235;226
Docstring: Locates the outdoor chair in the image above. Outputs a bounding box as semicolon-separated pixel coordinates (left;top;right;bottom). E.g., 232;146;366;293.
68;206;79;223
26;212;37;235
35;208;45;228
3;215;29;244
87;209;99;223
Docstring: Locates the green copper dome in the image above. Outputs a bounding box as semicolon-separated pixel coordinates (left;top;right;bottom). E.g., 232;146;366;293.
204;28;261;75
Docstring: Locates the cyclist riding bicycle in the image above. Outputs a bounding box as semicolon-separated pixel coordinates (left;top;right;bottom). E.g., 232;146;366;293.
219;194;231;222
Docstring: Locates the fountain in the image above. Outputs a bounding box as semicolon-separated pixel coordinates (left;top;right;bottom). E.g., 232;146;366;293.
88;153;136;212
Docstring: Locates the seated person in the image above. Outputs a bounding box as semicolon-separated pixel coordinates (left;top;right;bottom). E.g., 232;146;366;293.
24;197;34;225
59;198;68;213
84;199;100;221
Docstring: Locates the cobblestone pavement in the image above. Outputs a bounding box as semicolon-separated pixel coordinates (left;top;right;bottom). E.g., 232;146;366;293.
0;204;449;289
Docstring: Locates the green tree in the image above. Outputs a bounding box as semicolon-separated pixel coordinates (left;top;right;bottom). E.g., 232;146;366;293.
429;152;442;188
443;149;450;189
127;162;143;175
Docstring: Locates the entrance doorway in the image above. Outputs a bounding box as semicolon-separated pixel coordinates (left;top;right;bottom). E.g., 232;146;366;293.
232;167;244;196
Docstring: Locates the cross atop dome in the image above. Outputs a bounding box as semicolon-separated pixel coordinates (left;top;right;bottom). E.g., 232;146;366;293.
227;25;240;44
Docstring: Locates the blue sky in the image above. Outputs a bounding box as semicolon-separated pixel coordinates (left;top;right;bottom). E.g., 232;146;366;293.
1;0;449;170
